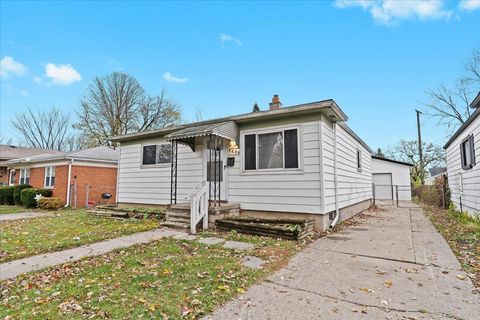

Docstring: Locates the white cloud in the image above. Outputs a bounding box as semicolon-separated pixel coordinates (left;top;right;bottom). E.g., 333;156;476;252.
33;76;43;84
44;63;81;85
459;0;480;11
220;33;242;45
163;72;188;84
333;0;452;25
20;90;28;96
0;56;27;78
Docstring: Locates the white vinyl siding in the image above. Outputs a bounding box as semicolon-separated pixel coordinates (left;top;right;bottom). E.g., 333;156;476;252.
117;138;203;205
321;121;372;213
446;114;480;216
228;121;321;214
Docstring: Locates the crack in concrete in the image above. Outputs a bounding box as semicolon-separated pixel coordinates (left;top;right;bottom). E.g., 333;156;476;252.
325;249;427;266
265;279;464;320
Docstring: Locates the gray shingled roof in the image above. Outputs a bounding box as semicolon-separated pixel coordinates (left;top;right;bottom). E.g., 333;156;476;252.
0;144;63;161
2;146;118;165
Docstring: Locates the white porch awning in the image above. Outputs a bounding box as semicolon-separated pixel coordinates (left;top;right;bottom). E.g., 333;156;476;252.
165;121;239;151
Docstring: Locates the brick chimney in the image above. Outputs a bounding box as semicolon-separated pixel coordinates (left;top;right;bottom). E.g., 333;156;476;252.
269;94;282;110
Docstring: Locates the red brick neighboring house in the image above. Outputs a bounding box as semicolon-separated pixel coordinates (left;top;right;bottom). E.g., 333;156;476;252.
3;146;118;208
0;145;63;186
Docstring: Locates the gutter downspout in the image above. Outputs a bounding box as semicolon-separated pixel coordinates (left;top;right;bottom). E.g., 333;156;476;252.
330;122;340;229
65;159;74;207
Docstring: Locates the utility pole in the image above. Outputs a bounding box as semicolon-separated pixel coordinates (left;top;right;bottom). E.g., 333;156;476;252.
415;109;424;185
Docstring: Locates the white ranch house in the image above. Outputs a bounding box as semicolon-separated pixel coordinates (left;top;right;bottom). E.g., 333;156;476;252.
444;92;480;216
112;97;373;232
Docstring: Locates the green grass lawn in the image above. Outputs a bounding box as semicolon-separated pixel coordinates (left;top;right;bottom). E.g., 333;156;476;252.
0;205;30;215
424;205;480;288
0;209;159;263
0;235;301;319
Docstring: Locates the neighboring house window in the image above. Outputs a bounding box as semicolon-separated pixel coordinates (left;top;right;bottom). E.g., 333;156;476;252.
142;144;172;165
44;166;55;188
460;134;476;170
19;168;30;185
357;149;362;172
9;170;16;185
244;128;299;171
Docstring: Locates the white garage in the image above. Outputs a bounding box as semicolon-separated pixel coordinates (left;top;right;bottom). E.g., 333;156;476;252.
371;156;412;201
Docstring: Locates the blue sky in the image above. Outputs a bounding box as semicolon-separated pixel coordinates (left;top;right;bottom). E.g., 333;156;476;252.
1;0;479;151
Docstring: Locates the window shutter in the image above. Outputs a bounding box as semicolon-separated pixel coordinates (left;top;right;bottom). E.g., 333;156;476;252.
469;134;476;167
284;129;298;169
244;134;256;170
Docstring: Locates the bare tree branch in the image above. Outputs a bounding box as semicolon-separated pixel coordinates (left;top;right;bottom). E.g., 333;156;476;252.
423;47;479;136
387;140;445;184
75;72;181;147
11;107;78;151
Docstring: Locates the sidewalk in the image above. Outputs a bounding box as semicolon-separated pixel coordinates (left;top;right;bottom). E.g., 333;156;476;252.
206;204;480;320
0;212;52;221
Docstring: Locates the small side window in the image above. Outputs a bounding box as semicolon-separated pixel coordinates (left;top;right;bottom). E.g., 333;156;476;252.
460;134;476;170
142;144;172;166
357;149;362;172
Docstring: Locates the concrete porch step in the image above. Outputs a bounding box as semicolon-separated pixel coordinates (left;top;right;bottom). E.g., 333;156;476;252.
166;210;190;218
160;221;190;231
167;215;191;224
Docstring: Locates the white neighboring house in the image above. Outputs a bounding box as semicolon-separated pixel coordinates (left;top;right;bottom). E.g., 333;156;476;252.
111;96;373;232
444;92;480;216
371;156;412;201
424;167;446;186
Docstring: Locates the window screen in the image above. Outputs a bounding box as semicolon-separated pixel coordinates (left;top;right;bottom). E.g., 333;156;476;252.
244;134;256;170
156;144;172;164
142;145;157;165
258;132;283;169
284;129;298;168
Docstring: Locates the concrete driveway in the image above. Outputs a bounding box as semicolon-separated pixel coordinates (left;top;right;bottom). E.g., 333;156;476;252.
207;204;480;320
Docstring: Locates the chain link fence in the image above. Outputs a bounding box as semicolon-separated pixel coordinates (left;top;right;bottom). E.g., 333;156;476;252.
372;183;413;208
412;176;449;209
85;185;116;208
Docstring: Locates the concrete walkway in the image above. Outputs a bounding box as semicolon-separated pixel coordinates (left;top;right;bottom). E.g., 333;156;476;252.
207;204;480;320
0;212;52;221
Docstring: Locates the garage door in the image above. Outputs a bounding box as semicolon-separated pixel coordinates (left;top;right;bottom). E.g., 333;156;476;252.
373;173;393;200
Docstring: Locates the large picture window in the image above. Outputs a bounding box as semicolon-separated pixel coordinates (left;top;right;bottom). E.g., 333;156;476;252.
19;168;30;185
460;134;476;170
44;166;55;188
244;128;299;171
142;144;172;166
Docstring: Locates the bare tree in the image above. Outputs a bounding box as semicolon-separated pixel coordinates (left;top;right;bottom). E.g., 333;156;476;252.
387;140;445;184
75;72;181;146
0;135;13;145
424;48;479;135
12;107;77;151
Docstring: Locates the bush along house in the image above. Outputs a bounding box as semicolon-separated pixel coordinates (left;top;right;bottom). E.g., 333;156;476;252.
444;91;480;216
111;96;373;233
4;146;118;208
